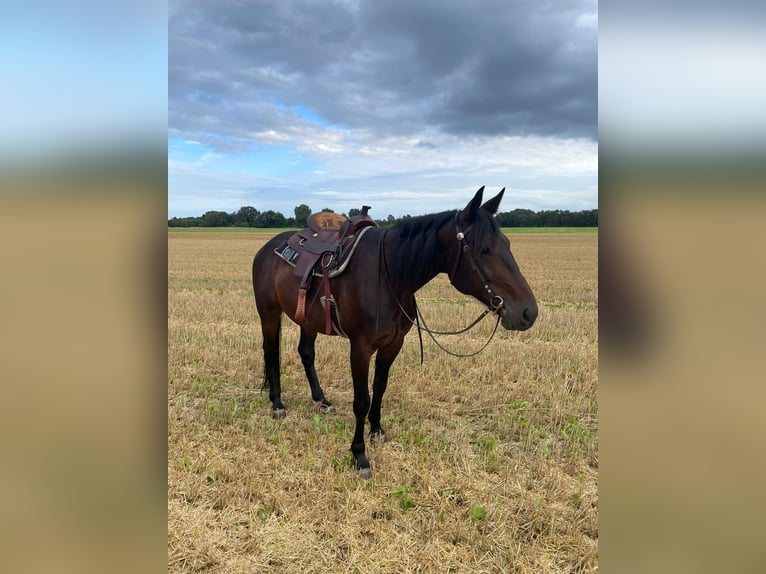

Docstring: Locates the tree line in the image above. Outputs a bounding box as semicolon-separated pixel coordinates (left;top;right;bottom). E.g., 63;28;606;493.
168;204;597;228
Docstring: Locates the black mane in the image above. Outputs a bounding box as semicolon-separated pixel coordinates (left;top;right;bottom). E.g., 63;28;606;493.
393;209;454;240
386;207;499;289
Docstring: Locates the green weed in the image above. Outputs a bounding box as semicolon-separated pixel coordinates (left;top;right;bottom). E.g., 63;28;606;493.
390;486;416;512
470;505;486;522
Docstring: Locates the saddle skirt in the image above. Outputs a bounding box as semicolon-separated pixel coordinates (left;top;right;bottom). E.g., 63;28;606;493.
274;223;374;281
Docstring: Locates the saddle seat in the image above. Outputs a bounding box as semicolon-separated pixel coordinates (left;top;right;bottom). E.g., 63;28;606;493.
275;206;377;333
296;208;375;254
307;211;346;233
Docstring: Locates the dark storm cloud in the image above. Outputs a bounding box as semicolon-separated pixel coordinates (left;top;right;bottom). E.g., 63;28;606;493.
170;0;596;148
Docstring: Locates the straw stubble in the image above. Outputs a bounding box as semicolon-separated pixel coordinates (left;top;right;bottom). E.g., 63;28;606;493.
168;230;597;573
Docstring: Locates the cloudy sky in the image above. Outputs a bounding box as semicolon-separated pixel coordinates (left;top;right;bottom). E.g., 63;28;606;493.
169;0;597;219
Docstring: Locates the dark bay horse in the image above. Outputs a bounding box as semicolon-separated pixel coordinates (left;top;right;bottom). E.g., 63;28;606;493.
252;187;537;478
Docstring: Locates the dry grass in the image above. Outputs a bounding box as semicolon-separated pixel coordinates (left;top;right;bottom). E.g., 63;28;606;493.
168;230;598;573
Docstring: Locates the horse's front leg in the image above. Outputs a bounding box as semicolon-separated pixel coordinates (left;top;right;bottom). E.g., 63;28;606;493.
349;341;374;478
368;340;404;443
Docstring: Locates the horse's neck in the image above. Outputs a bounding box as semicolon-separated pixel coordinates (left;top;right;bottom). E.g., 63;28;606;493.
384;223;447;295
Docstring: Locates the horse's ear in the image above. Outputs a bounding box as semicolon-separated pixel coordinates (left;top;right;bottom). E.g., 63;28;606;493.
461;186;485;222
481;187;505;215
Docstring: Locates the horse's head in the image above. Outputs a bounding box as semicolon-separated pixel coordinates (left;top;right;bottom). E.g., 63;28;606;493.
443;187;538;331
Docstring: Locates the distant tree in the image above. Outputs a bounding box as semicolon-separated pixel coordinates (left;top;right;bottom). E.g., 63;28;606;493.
497;208;537;227
538;210;562;227
170;206;597;229
236;206;260;227
320;207;335;213
168;216;203;227
201;210;231;227
294;204;311;226
256;210;286;228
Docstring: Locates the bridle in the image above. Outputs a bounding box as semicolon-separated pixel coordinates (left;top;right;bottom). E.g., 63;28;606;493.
449;211;505;315
379;211;506;361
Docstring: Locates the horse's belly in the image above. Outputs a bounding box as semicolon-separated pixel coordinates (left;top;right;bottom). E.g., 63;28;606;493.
273;263;376;336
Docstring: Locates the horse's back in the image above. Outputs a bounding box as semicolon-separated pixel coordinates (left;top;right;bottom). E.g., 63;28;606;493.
252;231;293;306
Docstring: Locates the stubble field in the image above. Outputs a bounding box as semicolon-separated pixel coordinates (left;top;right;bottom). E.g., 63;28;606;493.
168;229;598;573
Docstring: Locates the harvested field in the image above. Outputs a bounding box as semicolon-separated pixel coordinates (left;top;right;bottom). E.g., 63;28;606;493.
168;229;598;573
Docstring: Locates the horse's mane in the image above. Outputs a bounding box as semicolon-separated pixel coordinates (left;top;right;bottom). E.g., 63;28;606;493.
387;208;499;285
393;210;454;240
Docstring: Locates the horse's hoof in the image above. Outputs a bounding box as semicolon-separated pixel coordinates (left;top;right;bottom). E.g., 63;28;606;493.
272;408;286;420
356;466;372;480
315;399;335;414
369;429;386;443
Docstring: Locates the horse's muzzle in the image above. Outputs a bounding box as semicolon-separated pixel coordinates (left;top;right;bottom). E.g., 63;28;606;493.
499;302;537;331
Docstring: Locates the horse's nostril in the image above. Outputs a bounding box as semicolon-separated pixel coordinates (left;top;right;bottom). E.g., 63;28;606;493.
522;306;538;325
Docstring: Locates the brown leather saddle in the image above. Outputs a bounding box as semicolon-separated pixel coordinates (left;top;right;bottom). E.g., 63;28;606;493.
274;206;377;334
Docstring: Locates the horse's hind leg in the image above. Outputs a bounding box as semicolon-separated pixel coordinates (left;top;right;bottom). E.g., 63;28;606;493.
298;328;334;413
261;313;286;419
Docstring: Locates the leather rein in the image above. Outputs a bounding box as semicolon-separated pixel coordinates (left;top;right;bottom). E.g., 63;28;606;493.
379;212;505;361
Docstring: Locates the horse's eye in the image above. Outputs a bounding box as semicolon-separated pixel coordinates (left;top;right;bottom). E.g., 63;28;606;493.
480;247;491;256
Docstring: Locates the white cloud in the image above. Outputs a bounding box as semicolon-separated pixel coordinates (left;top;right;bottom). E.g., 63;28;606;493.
168;124;596;217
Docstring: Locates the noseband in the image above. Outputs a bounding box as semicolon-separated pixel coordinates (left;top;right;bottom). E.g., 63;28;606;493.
449;212;505;314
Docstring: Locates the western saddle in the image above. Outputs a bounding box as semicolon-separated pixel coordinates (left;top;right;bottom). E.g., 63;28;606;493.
275;206;377;334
